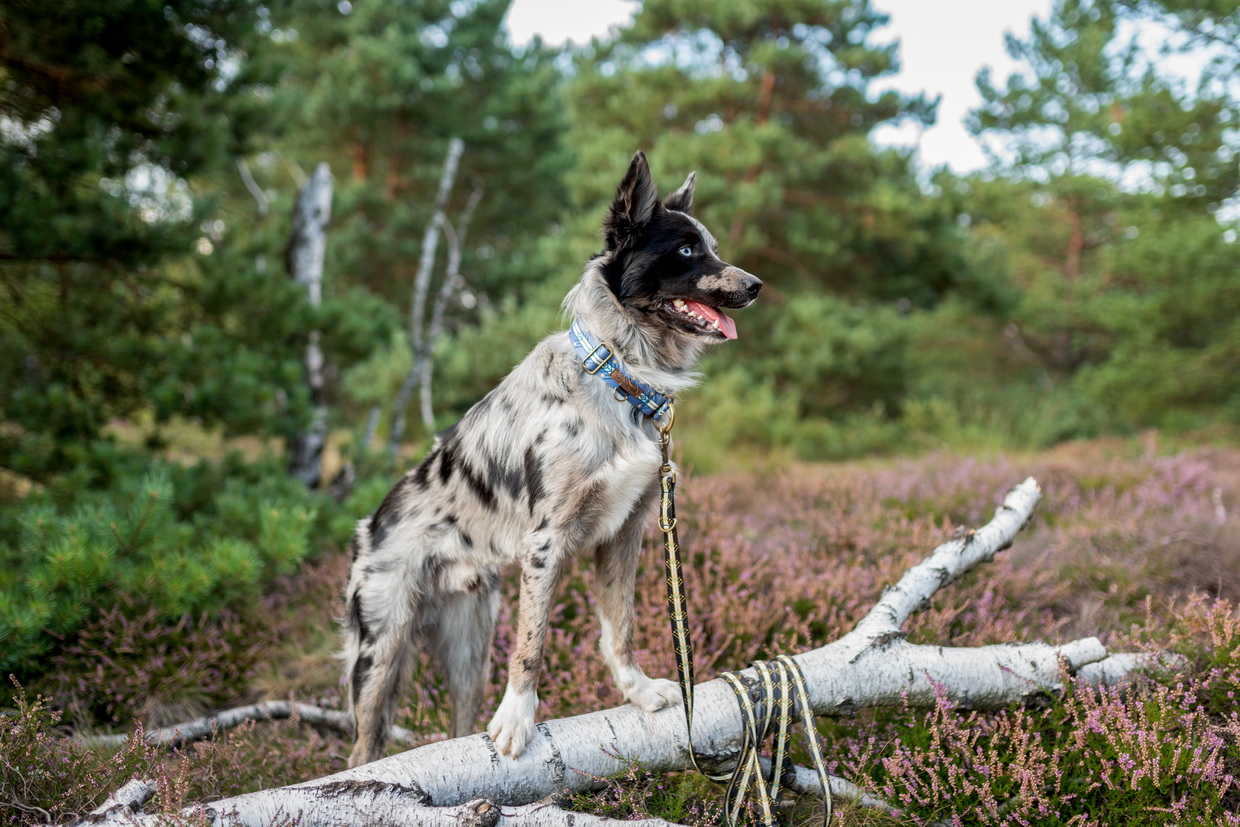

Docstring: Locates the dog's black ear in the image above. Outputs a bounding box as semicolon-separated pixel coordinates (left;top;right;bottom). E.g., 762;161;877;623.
663;171;695;214
604;151;659;250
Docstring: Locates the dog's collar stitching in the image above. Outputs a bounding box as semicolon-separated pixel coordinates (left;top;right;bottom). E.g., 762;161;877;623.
568;319;673;424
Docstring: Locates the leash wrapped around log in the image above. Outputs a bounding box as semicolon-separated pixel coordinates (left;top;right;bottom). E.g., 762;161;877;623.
656;411;833;826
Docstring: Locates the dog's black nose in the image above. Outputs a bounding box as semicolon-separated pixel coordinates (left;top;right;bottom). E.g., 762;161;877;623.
743;275;763;299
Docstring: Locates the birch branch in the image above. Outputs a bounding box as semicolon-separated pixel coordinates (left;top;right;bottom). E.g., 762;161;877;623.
420;184;483;433
360;404;381;453
72;477;1170;827
389;138;464;455
196;793;678;827
77;700;426;750
235;157;269;218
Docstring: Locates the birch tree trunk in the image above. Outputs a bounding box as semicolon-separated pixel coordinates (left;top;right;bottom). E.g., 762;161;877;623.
419;185;483;433
76;478;1168;827
286;162;333;488
388;138;464;455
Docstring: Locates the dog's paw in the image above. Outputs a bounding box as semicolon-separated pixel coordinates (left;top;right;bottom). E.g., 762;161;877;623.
487;689;538;758
627;677;682;713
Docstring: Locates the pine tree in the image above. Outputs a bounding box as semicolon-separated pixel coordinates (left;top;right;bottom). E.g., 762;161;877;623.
565;0;973;305
972;0;1237;210
0;0;305;471
528;0;999;442
964;0;1239;426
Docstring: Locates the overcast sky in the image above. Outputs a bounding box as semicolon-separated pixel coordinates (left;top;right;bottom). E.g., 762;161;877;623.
503;0;1056;174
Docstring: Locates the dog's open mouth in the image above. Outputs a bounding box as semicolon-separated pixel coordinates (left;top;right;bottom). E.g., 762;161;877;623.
666;298;738;340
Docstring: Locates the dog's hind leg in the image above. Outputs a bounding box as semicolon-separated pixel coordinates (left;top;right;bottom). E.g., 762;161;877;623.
428;572;501;739
593;495;681;714
343;549;421;769
346;610;418;767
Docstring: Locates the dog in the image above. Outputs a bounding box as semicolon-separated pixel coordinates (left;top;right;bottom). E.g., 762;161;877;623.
341;151;762;765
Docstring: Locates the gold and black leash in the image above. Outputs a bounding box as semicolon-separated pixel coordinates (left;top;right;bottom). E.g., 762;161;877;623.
656;410;834;826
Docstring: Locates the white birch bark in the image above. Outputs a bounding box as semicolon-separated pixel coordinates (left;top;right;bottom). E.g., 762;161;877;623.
419;185;483;433
70;778;155;825
74;478;1166;827
286;162;333;488
235;157;270;220
77;700;425;750
389;138;464;454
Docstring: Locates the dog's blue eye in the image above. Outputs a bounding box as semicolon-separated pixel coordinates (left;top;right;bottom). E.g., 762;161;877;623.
678;245;693;257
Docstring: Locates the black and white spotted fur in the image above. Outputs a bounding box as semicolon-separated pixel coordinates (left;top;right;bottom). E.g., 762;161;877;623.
341;151;762;765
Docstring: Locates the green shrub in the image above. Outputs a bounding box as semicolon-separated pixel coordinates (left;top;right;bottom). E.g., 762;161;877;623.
742;294;909;420
0;445;329;679
902;383;1096;454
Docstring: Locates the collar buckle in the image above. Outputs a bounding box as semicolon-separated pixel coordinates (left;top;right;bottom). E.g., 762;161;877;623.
582;340;612;375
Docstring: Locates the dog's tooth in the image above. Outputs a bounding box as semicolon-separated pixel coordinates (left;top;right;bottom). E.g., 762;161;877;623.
712;318;721;330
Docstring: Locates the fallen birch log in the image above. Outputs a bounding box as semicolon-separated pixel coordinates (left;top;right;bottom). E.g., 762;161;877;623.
77;478;1166;826
69;778;156;826
77;700;427;750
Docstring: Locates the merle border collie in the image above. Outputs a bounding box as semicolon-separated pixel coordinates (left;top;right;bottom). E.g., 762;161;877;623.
342;151;761;765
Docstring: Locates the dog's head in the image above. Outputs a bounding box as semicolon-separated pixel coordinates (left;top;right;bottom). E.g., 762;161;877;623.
598;151;762;342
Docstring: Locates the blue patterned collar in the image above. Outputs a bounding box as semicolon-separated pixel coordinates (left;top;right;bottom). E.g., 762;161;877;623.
568;319;673;425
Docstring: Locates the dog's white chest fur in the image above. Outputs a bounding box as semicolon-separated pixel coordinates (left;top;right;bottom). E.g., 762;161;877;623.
581;439;661;542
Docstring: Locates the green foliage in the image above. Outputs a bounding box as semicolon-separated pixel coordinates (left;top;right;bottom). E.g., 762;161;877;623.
748;295;908;418
430;262;576;419
0;0;265;264
0;0;403;469
566;761;727;826
940;0;1240;446
249;0;572;441
269;0;570;299
670;294;911;468
0;445;331;678
1074;209;1240;427
0;0;278;448
971;0;1238;209
902;386;1089;454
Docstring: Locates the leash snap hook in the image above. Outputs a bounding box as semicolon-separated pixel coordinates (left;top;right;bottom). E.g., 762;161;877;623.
658;471;677;533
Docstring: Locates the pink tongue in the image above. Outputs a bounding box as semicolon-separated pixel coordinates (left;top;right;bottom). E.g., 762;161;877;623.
683;299;738;340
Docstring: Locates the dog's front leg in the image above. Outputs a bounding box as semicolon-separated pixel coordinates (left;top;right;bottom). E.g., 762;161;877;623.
594;508;681;714
487;547;563;758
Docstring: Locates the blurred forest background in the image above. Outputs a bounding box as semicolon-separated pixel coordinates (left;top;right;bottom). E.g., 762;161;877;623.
1;0;1239;806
